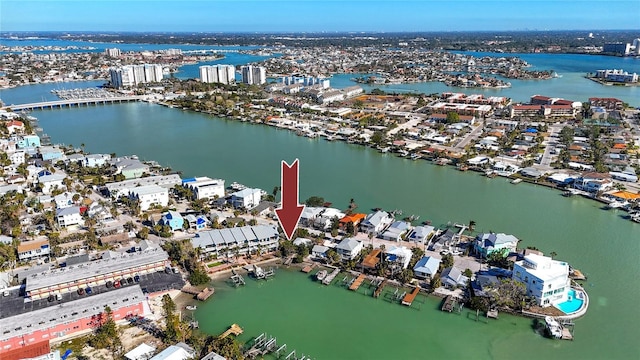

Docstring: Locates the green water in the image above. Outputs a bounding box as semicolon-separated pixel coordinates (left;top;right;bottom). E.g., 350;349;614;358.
29;103;640;359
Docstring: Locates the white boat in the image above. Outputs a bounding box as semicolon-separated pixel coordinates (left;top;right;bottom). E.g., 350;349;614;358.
315;270;328;281
606;200;629;209
545;316;563;339
186;305;197;311
410;153;421;161
511;178;523;184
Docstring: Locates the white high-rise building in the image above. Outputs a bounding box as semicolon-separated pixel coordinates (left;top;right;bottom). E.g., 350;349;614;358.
199;65;235;84
144;64;163;83
104;48;121;57
633;38;640;55
109;64;164;89
241;65;266;85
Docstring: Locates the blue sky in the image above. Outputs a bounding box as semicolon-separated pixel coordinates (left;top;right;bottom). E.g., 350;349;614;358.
1;0;638;32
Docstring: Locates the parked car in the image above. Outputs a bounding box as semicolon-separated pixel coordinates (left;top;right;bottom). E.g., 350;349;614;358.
77;288;85;295
85;287;92;295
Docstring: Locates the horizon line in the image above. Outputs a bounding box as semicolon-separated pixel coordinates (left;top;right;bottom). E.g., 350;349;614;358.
1;29;638;35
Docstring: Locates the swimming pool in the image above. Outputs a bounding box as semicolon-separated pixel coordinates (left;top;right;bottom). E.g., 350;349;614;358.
555;289;584;314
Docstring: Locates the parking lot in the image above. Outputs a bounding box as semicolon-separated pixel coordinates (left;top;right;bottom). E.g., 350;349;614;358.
0;272;184;320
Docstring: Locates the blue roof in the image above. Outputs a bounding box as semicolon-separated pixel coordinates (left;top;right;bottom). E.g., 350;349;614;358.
413;256;441;276
182;178;196;184
525;128;538;133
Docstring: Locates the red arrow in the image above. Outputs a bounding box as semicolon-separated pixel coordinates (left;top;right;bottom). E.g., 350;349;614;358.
275;159;305;240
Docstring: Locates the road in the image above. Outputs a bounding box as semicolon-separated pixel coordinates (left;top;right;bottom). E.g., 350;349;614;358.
539;124;563;170
454;120;485;151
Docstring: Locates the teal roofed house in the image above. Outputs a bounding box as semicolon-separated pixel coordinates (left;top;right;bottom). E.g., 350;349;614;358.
160;211;184;231
17;135;40;149
473;233;519;258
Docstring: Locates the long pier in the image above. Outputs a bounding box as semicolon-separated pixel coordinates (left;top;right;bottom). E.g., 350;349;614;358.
349;274;366;291
5;96;144;111
401;286;420;306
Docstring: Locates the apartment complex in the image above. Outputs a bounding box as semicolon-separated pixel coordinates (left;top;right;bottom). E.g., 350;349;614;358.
24;247;169;300
190;225;279;258
241;65;267;85
109;64;164;88
199;65;236;84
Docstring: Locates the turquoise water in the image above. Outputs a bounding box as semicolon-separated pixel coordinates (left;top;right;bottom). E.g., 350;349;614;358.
556;289;584;315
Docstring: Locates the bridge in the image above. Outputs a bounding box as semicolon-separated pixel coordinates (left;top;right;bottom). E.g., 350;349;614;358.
4;96;144;111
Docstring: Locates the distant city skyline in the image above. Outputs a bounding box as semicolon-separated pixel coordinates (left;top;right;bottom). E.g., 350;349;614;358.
1;0;638;33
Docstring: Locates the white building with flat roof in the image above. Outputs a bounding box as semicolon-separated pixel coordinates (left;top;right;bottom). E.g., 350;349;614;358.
183;177;225;200
129;185;169;211
512;254;570;307
229;188;262;209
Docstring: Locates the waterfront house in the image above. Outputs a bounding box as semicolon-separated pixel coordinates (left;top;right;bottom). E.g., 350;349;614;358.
312;245;329;260
406;225;435;243
336;238;363;261
380;221;412;241
313;208;346;230
473;233;519;258
17;239;50;261
16;135;40;149
56;206;84;228
512;254;570;307
128;185;169;211
111;157;149;179
159;211;184;231
83;153;111;167
229;188;262;209
385;246;413;269
413;256;441;279
37;173;66;194
339;213;366;230
472;274;500;297
190;225;279;259
441;266;469;289
360;210;394;235
573;172;613;193
103;174;182;199
300;207;325;227
430;229;456;252
183;177;225;200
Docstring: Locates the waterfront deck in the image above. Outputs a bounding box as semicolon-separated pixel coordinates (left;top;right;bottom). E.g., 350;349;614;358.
322;267;340;285
441;295;457;312
349;274;367;291
301;265;314;273
401;286;420;306
373;279;387;298
219;323;243;339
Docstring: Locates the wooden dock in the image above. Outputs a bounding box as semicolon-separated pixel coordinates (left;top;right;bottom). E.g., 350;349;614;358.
401;286;420;306
322;268;340;285
373;279;387;298
349;274;367;291
441;295;456;312
196;287;214;301
301;265;314;273
219;324;243;339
